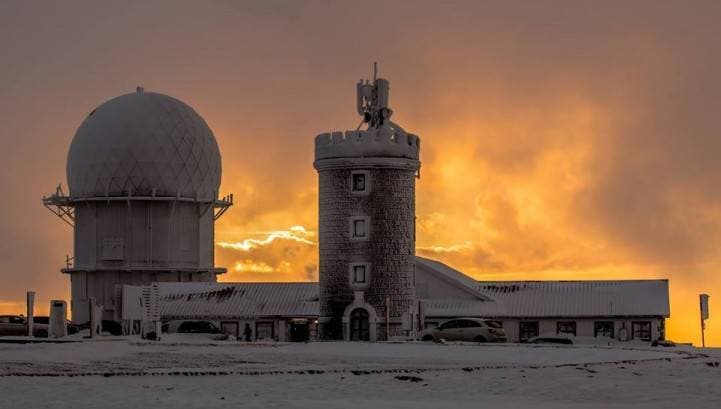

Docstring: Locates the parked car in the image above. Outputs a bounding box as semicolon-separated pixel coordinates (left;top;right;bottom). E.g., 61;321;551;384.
102;320;123;336
174;321;221;334
527;336;574;345
652;339;676;347
0;315;49;337
419;318;506;343
32;316;82;335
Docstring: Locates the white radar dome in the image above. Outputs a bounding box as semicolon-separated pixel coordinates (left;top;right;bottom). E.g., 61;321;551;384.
66;89;221;200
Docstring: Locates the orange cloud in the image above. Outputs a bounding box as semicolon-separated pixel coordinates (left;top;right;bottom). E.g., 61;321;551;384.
232;260;274;274
216;226;317;283
218;225;315;251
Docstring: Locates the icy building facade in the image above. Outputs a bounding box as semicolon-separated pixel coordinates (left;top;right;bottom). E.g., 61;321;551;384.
43;88;232;322
314;68;421;340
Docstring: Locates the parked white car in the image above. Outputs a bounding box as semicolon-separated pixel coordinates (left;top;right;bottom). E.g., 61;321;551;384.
418;318;506;343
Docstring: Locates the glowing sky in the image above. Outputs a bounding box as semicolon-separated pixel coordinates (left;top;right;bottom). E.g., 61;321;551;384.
1;1;720;346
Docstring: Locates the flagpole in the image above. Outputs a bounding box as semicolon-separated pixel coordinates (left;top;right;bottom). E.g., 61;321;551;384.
698;294;706;348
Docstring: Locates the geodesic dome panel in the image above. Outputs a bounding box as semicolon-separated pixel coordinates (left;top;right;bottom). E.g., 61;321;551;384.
67;91;221;200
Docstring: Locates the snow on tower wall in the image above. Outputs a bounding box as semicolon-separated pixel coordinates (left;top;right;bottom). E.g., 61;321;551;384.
315;128;420;161
314;127;421;340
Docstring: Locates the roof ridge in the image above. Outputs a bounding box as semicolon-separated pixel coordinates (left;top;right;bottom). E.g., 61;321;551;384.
415;257;493;301
477;279;669;284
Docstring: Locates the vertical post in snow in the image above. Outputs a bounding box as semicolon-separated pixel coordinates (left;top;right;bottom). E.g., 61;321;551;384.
385;296;390;341
89;297;97;338
700;293;710;348
700;296;706;348
26;291;35;337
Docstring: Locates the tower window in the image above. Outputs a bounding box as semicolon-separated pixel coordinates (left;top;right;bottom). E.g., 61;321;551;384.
353;265;366;283
349;216;370;240
350;170;370;195
354;220;366;237
349;262;371;288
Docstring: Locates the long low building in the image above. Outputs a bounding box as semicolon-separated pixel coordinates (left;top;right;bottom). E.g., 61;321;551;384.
415;257;670;342
140;257;670;343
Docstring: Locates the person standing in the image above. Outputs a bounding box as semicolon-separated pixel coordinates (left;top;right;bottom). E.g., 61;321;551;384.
243;323;253;342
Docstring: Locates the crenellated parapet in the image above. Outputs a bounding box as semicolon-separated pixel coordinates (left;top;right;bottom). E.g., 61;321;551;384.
315;128;420;161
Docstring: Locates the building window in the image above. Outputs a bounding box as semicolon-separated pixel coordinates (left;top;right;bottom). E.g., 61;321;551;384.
353;219;366;237
632;321;651;341
353;265;366;283
221;322;240;338
351;170;370;195
594;321;614;338
256;321;275;340
349;216;370;240
519;321;539;342
557;321;577;337
349;263;370;288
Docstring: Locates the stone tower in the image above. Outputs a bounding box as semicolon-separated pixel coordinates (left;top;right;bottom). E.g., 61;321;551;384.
314;67;421;341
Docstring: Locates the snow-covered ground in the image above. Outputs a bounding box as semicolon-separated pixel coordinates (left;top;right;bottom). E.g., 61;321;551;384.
1;336;719;408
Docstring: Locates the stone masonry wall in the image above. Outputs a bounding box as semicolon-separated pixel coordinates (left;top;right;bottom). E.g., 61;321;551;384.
318;165;416;338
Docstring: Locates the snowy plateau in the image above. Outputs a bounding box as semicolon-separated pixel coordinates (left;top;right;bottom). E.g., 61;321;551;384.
0;337;719;408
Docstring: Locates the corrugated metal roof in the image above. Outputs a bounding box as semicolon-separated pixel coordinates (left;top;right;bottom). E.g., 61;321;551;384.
416;257;669;318
158;282;319;320
153;258;670;320
476;280;670;318
422;298;507;317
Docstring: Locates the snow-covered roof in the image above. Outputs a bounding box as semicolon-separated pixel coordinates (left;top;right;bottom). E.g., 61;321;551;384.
475;280;670;318
415;256;492;301
415;257;669;318
154;260;670;320
422;298;507;318
158;282;318;320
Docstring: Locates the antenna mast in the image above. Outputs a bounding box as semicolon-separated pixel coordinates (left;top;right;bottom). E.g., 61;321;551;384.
356;62;393;130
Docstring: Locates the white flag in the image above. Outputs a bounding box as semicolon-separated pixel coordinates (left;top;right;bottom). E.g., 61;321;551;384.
700;294;710;320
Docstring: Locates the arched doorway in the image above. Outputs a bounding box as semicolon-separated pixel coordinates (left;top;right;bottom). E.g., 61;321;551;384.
350;308;370;341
